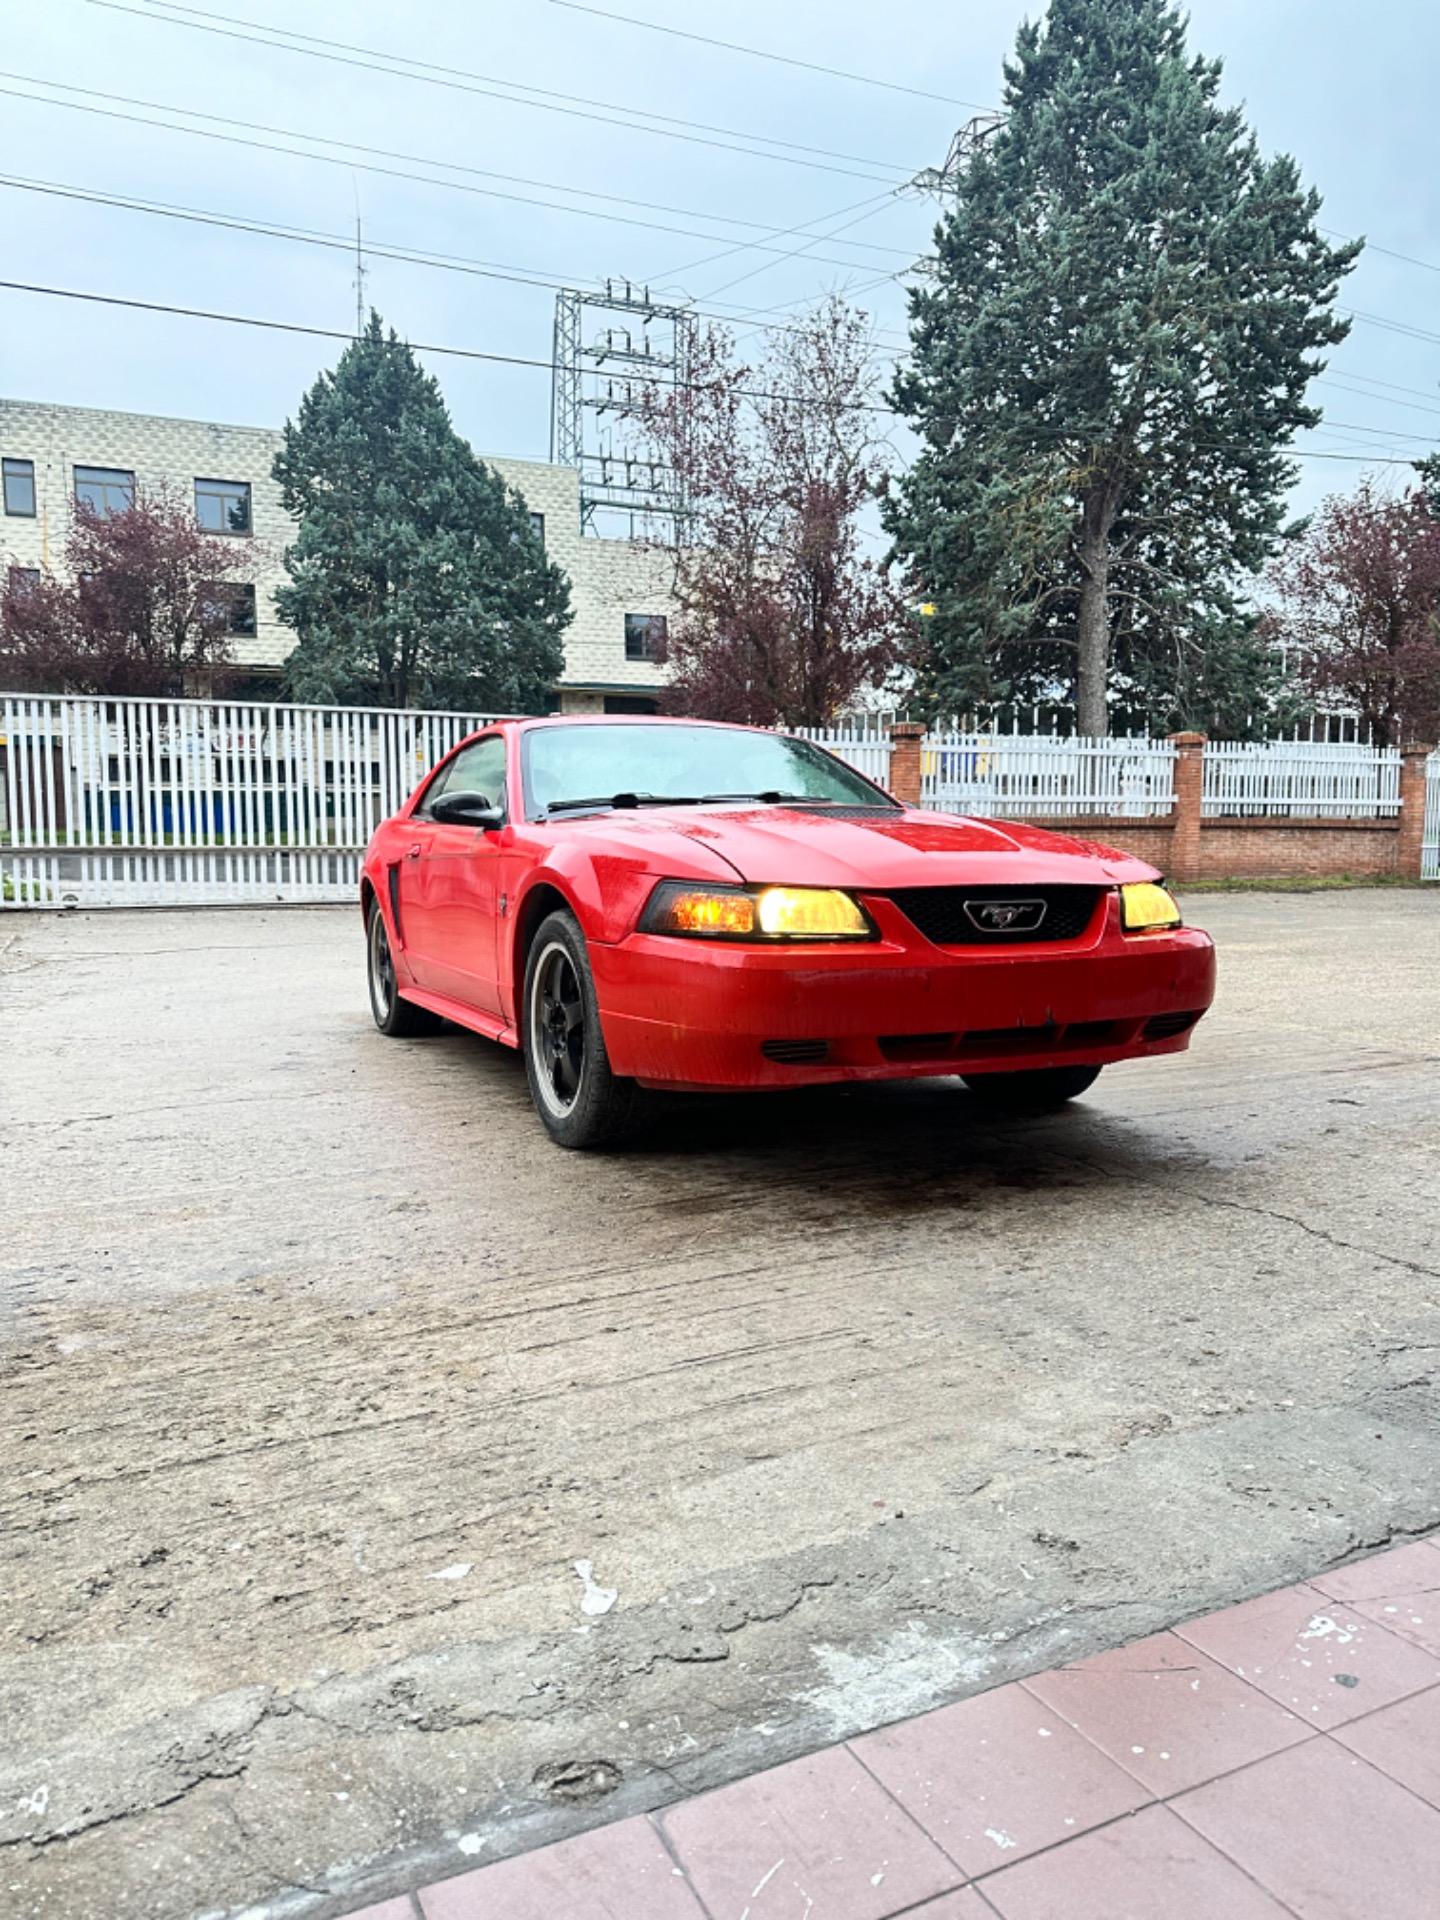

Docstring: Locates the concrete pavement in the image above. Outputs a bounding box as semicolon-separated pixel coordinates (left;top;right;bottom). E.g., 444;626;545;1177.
1;891;1438;1918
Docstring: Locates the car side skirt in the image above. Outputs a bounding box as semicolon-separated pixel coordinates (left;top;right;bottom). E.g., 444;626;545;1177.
397;986;519;1050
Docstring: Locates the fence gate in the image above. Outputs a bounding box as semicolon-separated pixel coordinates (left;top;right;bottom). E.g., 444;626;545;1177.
1;695;499;909
1424;750;1440;883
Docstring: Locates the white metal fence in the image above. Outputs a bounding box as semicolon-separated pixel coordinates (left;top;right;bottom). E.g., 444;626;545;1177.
1424;751;1440;883
791;725;893;789
5;697;1435;906
1202;741;1402;819
1;695;499;908
922;732;1178;818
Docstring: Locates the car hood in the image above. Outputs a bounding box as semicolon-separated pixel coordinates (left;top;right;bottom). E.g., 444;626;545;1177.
567;804;1160;888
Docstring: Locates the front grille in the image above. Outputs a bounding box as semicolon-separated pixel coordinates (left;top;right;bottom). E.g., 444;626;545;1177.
878;1019;1128;1064
958;1021;1125;1058
886;885;1104;946
760;1038;831;1065
878;1032;958;1062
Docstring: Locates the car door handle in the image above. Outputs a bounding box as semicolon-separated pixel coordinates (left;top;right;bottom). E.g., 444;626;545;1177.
406;844;422;860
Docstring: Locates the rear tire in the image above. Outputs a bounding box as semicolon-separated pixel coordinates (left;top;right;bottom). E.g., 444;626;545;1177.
961;1064;1102;1112
523;909;644;1149
367;897;441;1037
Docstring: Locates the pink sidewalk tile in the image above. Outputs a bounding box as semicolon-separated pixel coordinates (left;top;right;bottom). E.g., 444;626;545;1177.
417;1816;705;1920
1334;1685;1440;1809
1332;1545;1440;1659
977;1804;1294;1920
1175;1737;1440;1920
851;1680;1150;1879
1023;1628;1310;1795
1174;1579;1440;1728
344;1904;417;1920
1309;1539;1440;1606
660;1744;961;1920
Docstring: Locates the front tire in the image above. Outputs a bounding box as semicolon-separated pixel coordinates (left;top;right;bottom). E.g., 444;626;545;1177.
523;910;643;1149
961;1064;1102;1112
367;898;440;1036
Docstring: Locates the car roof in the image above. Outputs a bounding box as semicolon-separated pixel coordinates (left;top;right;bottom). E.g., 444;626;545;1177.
508;714;773;732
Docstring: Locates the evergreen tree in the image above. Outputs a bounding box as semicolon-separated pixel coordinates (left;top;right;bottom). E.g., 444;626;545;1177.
885;0;1360;735
273;315;570;710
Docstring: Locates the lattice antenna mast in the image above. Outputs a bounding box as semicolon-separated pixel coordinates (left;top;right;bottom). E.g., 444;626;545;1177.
351;183;368;336
354;218;367;335
550;279;698;536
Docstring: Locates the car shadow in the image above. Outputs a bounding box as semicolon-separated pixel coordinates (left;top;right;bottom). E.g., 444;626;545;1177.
426;1026;1213;1217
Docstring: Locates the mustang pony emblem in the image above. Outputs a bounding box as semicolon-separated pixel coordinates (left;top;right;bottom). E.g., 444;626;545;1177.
964;898;1048;933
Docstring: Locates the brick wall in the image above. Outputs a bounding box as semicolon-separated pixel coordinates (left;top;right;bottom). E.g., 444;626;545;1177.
0;397;677;701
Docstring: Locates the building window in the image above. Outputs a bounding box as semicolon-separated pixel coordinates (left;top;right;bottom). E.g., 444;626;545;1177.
6;565;41;595
529;511;545;544
195;477;253;536
3;457;36;517
204;582;257;636
624;613;668;662
74;465;135;518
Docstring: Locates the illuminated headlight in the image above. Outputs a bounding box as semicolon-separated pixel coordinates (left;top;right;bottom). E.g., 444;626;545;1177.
640;881;875;941
1120;882;1182;933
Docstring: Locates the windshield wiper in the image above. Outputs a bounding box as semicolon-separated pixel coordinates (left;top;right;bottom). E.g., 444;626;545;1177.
698;790;837;805
546;792;704;815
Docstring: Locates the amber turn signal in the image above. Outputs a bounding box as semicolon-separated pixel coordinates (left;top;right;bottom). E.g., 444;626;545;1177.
1120;882;1182;932
649;886;757;936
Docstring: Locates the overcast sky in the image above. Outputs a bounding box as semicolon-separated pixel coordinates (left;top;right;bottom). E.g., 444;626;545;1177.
4;0;1438;516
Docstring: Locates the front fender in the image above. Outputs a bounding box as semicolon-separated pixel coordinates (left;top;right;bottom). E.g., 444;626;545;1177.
501;831;738;1026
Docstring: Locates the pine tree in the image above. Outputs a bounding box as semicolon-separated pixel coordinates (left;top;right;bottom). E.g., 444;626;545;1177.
273;314;570;710
885;0;1360;735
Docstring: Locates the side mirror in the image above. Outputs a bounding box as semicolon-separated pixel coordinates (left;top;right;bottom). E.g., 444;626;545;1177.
432;791;504;830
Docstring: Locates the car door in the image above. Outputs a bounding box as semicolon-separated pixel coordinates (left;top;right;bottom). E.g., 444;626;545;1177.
407;733;509;1016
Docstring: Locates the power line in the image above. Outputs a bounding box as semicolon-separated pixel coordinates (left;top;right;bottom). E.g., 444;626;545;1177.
78;0;1440;340
1321;368;1440;407
49;63;1437;367
544;4;1440;301
546;0;988;111
10;158;1435;404
1321;227;1440;279
111;0;1440;311
1343;306;1440;348
1317;375;1440;421
656;196;908;298
0;277;1429;462
86;0;911;184
0;169;915;350
0;76;922;270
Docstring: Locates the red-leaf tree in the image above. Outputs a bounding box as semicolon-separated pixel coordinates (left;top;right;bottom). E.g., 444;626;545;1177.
1265;481;1440;747
628;297;906;726
0;487;255;696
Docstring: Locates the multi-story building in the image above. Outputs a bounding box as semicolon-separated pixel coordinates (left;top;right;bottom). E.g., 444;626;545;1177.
0;397;676;713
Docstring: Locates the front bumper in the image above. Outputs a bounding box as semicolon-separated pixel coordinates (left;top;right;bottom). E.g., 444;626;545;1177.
590;892;1216;1091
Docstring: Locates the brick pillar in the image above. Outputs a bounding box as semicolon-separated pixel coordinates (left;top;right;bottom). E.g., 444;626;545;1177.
888;722;927;809
1168;732;1207;884
1398;744;1436;879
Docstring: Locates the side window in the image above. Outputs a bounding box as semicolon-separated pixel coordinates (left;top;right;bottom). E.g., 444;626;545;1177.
423;736;507;814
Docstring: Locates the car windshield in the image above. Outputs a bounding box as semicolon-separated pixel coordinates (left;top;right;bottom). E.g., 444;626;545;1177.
523;723;896;817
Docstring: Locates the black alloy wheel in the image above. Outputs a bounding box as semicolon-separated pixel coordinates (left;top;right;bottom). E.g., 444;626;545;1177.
367;899;439;1037
532;941;586;1114
522;909;645;1149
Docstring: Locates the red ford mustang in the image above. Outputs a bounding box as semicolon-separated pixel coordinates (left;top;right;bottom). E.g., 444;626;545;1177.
361;716;1215;1148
